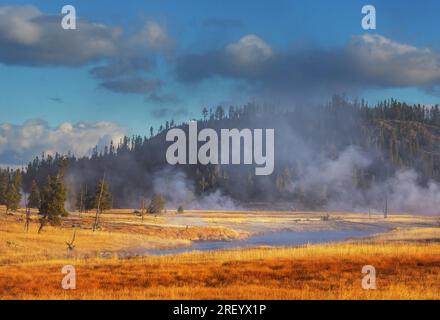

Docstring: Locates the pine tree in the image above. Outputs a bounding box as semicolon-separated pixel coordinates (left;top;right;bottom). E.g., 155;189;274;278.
5;170;22;214
84;185;96;212
215;105;225;120
202;107;208;121
38;174;68;233
0;170;8;205
5;183;20;214
28;180;40;209
12;169;22;191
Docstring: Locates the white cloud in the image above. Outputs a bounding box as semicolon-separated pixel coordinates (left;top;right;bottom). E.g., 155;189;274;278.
0;5;172;67
225;34;273;65
177;33;440;100
0;120;125;165
0;5;123;66
348;34;440;87
0;5;42;45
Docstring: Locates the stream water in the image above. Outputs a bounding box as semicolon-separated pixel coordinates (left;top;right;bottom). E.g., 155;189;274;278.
146;226;387;256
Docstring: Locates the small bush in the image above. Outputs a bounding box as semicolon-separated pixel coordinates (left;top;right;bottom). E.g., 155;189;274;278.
148;194;166;214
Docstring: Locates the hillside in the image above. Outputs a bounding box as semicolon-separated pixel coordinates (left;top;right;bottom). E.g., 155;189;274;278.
16;97;440;212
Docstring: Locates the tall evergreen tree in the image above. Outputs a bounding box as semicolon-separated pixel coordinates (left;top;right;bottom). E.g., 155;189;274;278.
12;169;22;192
5;183;20;214
5;170;22;214
38;174;68;233
28;180;41;209
0;170;8;206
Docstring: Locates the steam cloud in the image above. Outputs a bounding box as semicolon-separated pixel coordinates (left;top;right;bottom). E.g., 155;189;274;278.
289;145;440;215
152;168;240;210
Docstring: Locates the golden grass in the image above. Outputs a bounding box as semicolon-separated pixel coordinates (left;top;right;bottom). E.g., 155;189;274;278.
0;207;439;300
370;227;440;243
0;242;439;300
0;217;191;264
0;208;247;265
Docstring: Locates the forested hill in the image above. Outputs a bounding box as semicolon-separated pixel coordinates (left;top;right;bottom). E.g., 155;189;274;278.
19;97;440;211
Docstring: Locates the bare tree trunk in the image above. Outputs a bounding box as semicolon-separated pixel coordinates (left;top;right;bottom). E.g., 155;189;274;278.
79;186;84;217
38;216;46;234
24;192;30;232
93;173;106;231
141;197;145;222
384;198;388;219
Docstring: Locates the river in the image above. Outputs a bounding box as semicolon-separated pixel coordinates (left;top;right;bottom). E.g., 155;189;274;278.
145;226;387;256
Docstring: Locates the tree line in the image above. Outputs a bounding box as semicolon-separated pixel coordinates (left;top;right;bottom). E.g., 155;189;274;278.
10;96;440;211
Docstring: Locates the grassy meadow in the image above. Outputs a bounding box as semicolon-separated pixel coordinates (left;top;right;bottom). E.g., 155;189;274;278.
0;206;439;300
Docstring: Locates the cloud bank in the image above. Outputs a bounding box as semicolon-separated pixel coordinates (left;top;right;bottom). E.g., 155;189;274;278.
176;34;440;99
0;5;171;96
0;120;125;165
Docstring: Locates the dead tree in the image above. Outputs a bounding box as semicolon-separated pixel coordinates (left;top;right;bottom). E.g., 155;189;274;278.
24;208;31;232
38;215;47;234
141;197;146;222
78;186;84;217
23;192;31;233
384;198;388;219
66;229;76;251
93;172;106;232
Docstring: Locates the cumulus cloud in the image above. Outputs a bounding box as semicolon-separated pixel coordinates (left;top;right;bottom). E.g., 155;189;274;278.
176;34;440;99
225;34;273;65
347;34;440;87
0;120;125;165
0;5;122;66
0;5;172;96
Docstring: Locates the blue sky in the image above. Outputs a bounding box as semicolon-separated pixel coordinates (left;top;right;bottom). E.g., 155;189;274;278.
1;0;440;165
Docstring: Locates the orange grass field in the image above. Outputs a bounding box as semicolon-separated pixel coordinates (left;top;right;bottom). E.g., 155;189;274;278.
0;209;439;300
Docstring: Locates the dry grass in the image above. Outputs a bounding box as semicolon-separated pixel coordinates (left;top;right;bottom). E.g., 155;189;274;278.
370;227;440;243
0;242;439;300
0;216;191;264
0;207;439;300
0;208;247;265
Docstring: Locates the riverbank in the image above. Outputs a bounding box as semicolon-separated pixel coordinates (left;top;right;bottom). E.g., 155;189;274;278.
1;241;439;299
0;209;439;299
